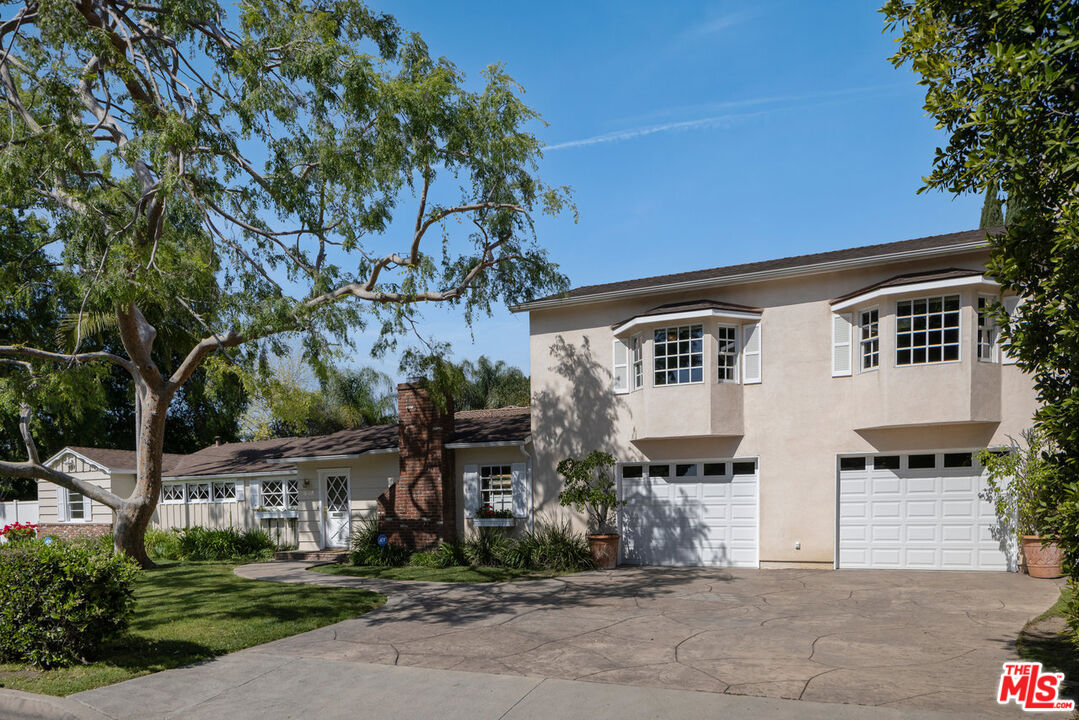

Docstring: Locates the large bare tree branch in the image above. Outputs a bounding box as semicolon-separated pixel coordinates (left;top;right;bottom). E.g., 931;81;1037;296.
0;344;135;373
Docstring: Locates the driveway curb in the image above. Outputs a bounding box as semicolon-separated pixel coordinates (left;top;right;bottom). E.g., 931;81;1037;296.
0;688;113;720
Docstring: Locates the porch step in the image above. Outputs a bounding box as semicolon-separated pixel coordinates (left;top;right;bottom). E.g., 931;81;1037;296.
274;550;349;563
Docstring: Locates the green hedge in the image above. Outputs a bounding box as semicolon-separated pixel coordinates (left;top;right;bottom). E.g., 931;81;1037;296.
0;540;139;668
145;526;276;561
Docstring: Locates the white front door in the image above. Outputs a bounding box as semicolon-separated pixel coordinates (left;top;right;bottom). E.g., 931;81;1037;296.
838;452;1011;570
619;459;758;568
323;472;351;549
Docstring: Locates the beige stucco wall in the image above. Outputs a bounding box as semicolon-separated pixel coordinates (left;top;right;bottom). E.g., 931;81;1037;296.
528;248;1039;565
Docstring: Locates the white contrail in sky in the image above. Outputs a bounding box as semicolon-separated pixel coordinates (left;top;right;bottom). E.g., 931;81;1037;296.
545;111;766;151
545;84;904;151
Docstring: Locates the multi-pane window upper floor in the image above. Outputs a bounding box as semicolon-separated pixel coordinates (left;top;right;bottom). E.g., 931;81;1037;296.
610;299;763;394
829;267;1015;377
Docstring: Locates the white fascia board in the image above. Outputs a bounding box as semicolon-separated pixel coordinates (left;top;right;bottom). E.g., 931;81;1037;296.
613;308;762;336
264;447;398;465
163;469;298;481
42;447;113;474
444;440;528;450
511;240;990;313
830;275;998;311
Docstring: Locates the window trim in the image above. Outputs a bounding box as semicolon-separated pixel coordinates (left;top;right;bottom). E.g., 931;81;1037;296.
479;464;514;514
977;294;998;363
259;478;299;510
717;323;740;384
652;324;705;387
161;483;186;504
859;306;880;372
186;482;211;504
630;334;643;390
58;486;88;523
212;481;237;503
894;294;962;367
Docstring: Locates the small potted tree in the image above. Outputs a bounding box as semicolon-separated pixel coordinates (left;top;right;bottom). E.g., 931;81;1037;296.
557;451;624;569
979;428;1063;578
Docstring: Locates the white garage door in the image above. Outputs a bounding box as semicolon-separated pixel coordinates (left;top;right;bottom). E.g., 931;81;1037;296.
619;459;758;567
838;452;1009;571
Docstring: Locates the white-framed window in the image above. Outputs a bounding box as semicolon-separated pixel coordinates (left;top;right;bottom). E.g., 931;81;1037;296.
654;324;703;386
613;337;629;393
717;324;739;382
859;307;879;371
977;295;998;362
57;486;87;522
479;465;513;513
187;482;210;503
161;484;185;504
212;481;236;502
260;479;298;509
896;295;960;365
630;335;643;390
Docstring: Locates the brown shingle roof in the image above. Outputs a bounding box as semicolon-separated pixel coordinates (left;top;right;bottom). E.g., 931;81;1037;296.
61;406;534;479
830;268;985;305
449;406;531;445
65;447;184;474
521;228;997;308
612;299;763;329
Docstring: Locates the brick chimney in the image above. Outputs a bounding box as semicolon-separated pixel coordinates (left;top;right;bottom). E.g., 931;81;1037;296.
376;381;456;549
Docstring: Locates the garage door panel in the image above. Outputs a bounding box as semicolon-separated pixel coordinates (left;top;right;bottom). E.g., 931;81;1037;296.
906;477;937;494
839;455;1009;571
620;461;756;568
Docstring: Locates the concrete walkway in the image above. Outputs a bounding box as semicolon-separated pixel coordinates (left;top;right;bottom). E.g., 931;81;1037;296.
65;562;1061;719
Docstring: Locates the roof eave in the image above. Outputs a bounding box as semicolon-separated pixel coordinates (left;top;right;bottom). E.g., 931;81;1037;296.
263;447;398;465
510;239;990;313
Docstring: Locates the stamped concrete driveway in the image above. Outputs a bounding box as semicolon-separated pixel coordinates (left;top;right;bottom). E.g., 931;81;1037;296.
236;562;1061;718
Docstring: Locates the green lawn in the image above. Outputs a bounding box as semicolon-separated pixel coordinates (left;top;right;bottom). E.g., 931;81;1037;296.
1017;586;1079;698
310;562;563;583
0;561;384;696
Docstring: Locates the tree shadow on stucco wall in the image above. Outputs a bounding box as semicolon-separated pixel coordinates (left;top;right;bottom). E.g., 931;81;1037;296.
532;335;711;567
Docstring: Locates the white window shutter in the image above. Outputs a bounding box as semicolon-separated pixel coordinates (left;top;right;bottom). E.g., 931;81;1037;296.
234;480;245;502
247;480;260;508
1002;296;1021;365
82;492;91;522
56;487;68;522
463;464;479;517
832;313;853;377
612;338;629;393
742;322;762;384
511;462;527;518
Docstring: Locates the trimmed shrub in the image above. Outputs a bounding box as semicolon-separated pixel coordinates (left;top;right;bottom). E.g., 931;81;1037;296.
145;528;183;560
523;519;593;571
465;528;511;567
350;515;411;567
408;550;440;567
0;540;139;668
176;527;275;561
434;541;468;568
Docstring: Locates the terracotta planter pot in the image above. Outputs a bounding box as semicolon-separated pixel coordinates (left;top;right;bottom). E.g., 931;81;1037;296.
1021;535;1064;579
587;533;620;570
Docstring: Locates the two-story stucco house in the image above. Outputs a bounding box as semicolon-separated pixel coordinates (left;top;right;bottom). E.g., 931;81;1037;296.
36;228;1036;572
517;227;1034;571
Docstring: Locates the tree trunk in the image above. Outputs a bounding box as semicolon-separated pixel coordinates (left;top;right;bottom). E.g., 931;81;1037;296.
114;500;154;568
114;385;171;569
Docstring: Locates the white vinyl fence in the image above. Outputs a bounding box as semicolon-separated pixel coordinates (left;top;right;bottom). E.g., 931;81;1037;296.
0;500;39;526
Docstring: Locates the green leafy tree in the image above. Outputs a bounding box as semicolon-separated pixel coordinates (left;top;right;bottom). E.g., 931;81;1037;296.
399;349;529;411
241;357;394;439
0;0;571;566
556;451;624;534
457;356;530;410
883;0;1079;577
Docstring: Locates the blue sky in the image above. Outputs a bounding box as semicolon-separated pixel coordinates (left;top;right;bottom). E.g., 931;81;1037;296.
349;0;981;378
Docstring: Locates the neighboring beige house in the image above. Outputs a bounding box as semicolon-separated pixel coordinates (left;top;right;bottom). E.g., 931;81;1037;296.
38;393;532;552
37;228;1036;571
516;227;1035;571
